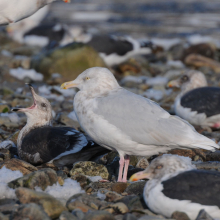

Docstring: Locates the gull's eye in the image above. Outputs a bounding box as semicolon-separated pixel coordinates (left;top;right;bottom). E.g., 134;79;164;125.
156;165;163;169
86;77;90;80
181;75;189;82
41;103;47;108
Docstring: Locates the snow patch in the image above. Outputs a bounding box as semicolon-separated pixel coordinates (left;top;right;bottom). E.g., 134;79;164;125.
9;68;43;81
0;166;23;199
36;178;84;203
1;50;12;57
97;190;106;200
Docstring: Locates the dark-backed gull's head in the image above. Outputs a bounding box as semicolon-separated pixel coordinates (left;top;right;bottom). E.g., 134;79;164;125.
12;84;52;126
167;70;207;94
130;154;196;181
60;67;120;94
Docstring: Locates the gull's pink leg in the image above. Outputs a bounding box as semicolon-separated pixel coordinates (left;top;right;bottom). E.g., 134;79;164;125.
117;156;124;182
122;155;130;182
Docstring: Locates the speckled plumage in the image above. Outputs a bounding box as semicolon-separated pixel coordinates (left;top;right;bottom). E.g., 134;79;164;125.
61;67;219;182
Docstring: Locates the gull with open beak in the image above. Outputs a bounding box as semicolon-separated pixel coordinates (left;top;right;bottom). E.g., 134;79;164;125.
130;154;220;220
60;67;219;182
11;83;108;166
0;0;70;26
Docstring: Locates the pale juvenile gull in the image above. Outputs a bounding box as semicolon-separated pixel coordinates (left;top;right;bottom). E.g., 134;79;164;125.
12;84;108;166
61;67;219;182
168;70;220;129
0;0;70;26
130;154;220;220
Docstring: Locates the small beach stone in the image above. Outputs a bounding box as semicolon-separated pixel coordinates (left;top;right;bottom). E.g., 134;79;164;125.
70;161;109;180
0;158;37;175
136;157;149;169
72;209;85;219
196;209;214;220
71;174;91;188
111;182;128;194
59;211;78;220
82;210;115;220
105;191;123;202
8;168;58;190
123;213;138;220
125;181;146;195
11;203;50;220
15;187;67;219
0;213;8;220
172;211;190;220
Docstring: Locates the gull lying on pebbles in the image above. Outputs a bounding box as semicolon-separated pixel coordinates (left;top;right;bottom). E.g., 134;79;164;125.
61;67;219;182
12;84;108;166
0;0;70;26
168;70;220;129
130;154;220;220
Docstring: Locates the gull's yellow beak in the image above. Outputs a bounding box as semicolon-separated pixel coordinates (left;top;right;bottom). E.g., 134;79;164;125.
130;171;151;182
167;79;180;88
63;0;71;3
60;81;77;89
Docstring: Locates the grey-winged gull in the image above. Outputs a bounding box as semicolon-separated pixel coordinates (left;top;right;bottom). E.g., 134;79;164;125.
168;70;220;129
12;84;108;166
61;67;219;182
0;0;70;26
130;154;220;219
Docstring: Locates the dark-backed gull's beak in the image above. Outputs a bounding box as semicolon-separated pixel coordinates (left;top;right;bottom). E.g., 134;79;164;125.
11;84;38;112
130;171;152;181
63;0;71;2
167;79;180;88
60;80;78;89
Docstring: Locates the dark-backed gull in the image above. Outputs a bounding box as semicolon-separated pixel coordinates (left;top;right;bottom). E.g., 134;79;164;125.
60;67;219;182
168;70;220;129
12;84;108;166
130;154;220;220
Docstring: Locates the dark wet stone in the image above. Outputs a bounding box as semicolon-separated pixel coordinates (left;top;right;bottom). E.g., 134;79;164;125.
195;161;220;171
72;209;85;220
82;210;115;220
125;181;146;195
118;195;147;210
11;203;50;220
123;213;138;220
206;150;220;161
59;211;78;220
0;204;19;215
172;211;190;220
196;209;214;220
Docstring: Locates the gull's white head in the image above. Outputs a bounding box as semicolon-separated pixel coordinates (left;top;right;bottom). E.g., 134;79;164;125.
61;67;120;95
12;84;52;127
167;70;208;95
130;154;196;181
